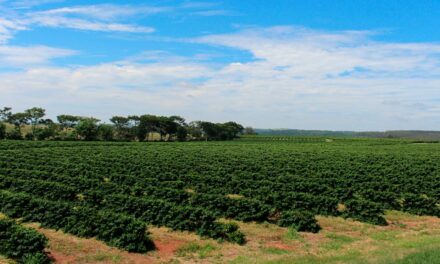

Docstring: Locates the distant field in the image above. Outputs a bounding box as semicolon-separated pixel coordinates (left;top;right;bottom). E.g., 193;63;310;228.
0;137;439;263
254;129;440;140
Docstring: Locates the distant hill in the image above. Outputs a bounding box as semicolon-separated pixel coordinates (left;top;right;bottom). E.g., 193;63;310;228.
254;129;440;140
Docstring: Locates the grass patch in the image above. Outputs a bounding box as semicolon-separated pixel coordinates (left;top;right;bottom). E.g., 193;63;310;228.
392;248;440;264
283;227;302;241
230;250;365;264
370;230;400;241
261;247;289;255
229;255;253;264
78;253;122;263
176;242;217;258
322;232;357;250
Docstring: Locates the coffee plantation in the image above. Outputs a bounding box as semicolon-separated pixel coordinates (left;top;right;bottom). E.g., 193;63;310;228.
0;137;439;257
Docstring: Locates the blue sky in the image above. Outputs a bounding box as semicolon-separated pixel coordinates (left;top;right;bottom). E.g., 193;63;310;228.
0;0;439;130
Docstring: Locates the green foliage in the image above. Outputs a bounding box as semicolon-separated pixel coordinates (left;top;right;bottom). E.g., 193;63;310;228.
1;138;440;255
0;122;6;139
0;219;50;263
55;129;77;141
24;133;34;140
176;242;216;258
176;126;188;141
98;124;114;141
24;107;46;137
277;210;321;233
34;126;56;140
21;253;52;264
283;227;302;241
57;115;80;129
0;107;12;121
402;194;440;217
75;118;99;140
343;199;388;225
5;128;22;140
2;106;243;142
197;222;245;245
393;248;440;264
8;112;29;129
110;116;132;140
0;191;154;253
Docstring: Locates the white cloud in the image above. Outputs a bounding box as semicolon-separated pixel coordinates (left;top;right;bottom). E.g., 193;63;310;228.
28;15;155;33
0;45;76;67
26;4;161;33
196;26;440;77
0;3;160;39
192;10;238;16
33;4;168;20
1;26;440;130
0;18;27;43
8;0;65;9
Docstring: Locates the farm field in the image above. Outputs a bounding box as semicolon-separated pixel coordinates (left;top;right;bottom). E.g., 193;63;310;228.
0;137;439;263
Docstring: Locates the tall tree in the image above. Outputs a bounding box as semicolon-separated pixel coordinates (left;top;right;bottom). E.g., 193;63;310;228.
0;107;11;140
0;107;12;121
57;115;80;130
187;121;203;139
75;118;99;141
98;124;114;141
25;107;46;137
157;116;179;141
176;126;187;141
110;116;130;140
0;122;5;140
222;121;244;139
170;116;187;141
199;121;220;140
138;115;160;141
8;112;29;133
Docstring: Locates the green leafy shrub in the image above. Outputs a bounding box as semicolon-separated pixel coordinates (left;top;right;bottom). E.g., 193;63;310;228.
21;252;52;264
343;199;388;226
0;191;154;253
0;219;51;263
197;222;246;245
0;122;5;139
277;210;321;233
34;127;56;140
5;128;22;140
24;133;34;140
402;194;440;217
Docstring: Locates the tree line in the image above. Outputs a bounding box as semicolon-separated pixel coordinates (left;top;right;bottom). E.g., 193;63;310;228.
0;107;253;141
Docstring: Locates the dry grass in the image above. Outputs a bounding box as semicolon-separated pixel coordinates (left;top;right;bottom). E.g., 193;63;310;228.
226;194;245;199
0;256;13;264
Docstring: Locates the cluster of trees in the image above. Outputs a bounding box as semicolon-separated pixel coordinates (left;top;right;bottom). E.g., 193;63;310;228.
0;107;247;141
